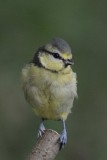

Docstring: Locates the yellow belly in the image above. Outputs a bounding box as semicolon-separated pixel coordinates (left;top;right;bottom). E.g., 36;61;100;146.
22;64;77;120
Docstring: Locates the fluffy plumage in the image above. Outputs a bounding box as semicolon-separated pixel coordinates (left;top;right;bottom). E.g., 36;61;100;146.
22;63;77;120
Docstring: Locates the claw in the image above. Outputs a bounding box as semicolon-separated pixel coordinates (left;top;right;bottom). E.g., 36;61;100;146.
59;120;67;150
59;129;67;149
38;119;45;137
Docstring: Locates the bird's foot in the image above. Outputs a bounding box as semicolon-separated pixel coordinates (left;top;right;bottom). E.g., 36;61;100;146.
38;122;45;137
59;129;67;150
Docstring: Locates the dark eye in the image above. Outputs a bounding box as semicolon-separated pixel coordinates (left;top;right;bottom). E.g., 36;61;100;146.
52;53;60;59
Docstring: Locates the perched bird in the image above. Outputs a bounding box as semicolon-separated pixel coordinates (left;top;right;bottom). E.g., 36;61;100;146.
21;38;77;148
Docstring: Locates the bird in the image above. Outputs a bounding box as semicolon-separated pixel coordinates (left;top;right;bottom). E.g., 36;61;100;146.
21;37;77;149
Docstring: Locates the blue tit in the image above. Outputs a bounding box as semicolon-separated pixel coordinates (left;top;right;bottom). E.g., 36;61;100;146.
22;38;77;149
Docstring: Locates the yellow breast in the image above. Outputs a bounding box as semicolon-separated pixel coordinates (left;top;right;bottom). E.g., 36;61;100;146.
22;64;77;120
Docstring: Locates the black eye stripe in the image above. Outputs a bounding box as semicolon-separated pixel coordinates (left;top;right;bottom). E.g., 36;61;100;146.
50;52;61;59
39;48;72;63
39;48;62;60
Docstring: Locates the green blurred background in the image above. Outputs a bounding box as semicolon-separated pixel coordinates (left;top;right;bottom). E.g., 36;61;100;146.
0;0;107;160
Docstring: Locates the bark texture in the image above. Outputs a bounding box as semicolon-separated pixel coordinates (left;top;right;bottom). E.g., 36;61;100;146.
28;129;60;160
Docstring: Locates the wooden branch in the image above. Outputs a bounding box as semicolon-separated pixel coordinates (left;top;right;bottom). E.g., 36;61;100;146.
28;129;60;160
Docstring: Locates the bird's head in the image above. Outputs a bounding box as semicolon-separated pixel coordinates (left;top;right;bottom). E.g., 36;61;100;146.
33;38;74;72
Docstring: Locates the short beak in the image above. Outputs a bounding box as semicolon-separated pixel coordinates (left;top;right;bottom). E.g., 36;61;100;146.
65;59;74;66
